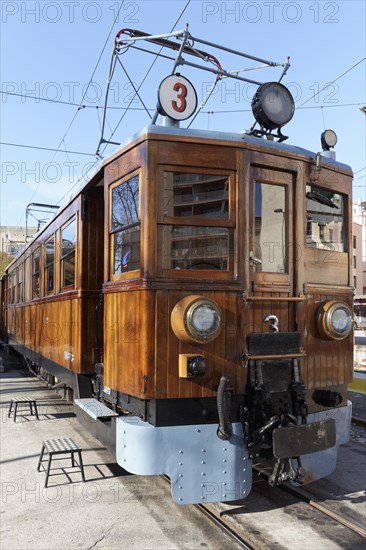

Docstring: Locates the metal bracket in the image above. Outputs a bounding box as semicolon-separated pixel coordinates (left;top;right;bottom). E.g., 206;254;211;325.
241;292;305;305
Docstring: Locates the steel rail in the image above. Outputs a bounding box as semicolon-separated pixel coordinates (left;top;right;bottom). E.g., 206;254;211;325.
352;415;366;428
253;465;366;539
161;475;256;549
194;503;257;550
282;483;366;539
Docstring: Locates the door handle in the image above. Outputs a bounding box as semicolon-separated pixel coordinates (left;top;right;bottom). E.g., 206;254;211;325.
249;252;262;266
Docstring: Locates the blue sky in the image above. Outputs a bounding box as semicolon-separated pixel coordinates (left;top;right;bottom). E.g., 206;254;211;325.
1;0;365;228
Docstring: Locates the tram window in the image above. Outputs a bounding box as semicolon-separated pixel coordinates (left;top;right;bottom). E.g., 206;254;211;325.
163;171;229;219
255;183;286;273
306;184;346;252
44;235;55;294
32;249;40;298
10;271;16;304
110;175;140;275
17;266;23;303
162;226;230;270
61;218;77;289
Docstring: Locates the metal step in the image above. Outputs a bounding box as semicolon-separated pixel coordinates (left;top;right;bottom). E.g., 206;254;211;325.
74;398;119;420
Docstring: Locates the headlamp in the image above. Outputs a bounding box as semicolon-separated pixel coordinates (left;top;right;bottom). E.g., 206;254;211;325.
317;300;352;340
251;82;295;130
171;295;222;344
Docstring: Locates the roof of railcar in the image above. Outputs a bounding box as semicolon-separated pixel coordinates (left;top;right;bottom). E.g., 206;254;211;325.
5;123;353;271
110;123;353;173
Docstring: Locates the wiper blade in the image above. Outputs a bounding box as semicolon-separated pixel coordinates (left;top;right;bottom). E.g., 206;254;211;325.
306;191;339;209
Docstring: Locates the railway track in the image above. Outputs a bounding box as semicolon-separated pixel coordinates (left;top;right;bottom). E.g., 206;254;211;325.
161;475;255;549
352;415;366;428
163;455;366;549
194;502;256;550
252;464;366;540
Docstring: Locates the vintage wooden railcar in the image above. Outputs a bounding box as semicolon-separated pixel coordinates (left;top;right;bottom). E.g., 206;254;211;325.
1;121;354;503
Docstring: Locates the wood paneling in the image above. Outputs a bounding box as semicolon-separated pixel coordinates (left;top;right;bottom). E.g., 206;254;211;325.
103;289;155;397
156;141;237;170
4;130;354;403
5;178;104;376
103;288;245;399
298;290;353;388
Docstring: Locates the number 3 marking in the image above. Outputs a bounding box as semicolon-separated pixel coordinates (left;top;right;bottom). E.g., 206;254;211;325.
172;82;187;113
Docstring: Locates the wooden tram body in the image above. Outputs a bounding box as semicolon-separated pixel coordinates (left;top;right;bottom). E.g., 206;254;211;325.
1;124;353;504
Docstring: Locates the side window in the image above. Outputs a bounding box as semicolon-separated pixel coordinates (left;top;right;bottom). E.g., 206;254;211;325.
61;218;77;290
17;266;23;303
44;235;55;294
306;184;346;252
11;271;17;304
110;175;140;277
254;182;287;273
32;249;40;298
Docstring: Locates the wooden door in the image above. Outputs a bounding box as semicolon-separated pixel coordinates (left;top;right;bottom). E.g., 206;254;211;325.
248;166;296;333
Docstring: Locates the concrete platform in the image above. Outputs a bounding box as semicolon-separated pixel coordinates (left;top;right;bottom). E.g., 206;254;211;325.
1;349;365;550
0;352;242;550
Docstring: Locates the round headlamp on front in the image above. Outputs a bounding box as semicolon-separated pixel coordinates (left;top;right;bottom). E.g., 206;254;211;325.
171;295;222;344
317;301;352;340
251;82;295;130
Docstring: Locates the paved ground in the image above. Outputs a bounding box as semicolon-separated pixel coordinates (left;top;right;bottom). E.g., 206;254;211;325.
1;349;365;550
0;351;242;550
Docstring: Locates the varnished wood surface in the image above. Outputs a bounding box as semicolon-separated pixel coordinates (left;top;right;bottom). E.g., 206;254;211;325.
299;290;353;387
4;181;104;375
4;131;354;401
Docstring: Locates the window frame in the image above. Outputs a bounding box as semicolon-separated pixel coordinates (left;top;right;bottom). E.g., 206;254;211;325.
44;234;55;295
305;183;347;254
253;180;289;275
250;167;294;292
17;265;23;303
32;248;41;299
157;165;236;278
109;171;141;281
9;270;16;304
60;217;77;291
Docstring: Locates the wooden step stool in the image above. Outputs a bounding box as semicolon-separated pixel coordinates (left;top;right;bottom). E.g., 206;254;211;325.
37;438;86;488
8;396;39;422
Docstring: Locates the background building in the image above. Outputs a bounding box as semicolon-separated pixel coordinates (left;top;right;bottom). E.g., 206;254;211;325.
0;226;37;257
353;199;366;295
353;221;363;294
0;226;38;276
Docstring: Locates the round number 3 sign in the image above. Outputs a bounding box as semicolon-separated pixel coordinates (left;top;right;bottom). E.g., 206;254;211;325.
157;74;198;121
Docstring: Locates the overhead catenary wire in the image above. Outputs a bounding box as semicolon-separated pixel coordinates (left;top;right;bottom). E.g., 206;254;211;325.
49;0;127;162
115;56;152;118
298;57;366;108
6;9;365;218
353;167;366;176
0;141;95;156
1;91;364;114
21;0;127;224
57;3;191;200
56;160;100;206
0;90;153;111
58;1;193;203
